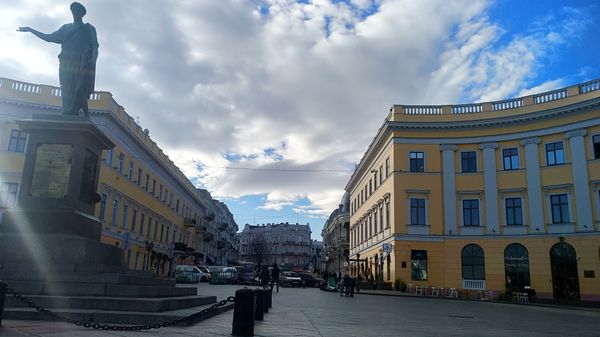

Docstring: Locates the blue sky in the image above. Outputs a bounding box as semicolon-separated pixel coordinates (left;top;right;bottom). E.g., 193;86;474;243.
1;0;599;240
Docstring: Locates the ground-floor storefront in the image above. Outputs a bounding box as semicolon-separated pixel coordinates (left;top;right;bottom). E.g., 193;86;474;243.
350;234;600;302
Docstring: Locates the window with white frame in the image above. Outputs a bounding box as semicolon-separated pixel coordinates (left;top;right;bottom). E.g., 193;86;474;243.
385;200;390;228
593;135;600;159
111;197;120;226
410;198;426;225
0;182;18;208
128;161;134;180
385;158;390;177
99;192;107;219
502;148;519;170
545;142;565;166
379;165;383;184
118;153;125;173
550;194;570;224
462;199;480;226
409;151;424;172
505;197;523;226
8;129;27;153
461;151;477;173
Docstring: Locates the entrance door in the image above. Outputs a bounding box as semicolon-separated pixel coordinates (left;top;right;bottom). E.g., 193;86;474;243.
550;242;580;301
504;243;530;293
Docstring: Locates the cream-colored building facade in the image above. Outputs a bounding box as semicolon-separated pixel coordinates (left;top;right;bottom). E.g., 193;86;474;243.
347;79;600;302
0;77;239;276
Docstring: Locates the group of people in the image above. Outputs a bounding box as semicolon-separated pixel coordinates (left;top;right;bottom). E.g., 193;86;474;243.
259;263;280;290
337;274;357;297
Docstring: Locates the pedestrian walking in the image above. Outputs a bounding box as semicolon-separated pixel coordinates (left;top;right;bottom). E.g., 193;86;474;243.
270;263;280;292
343;274;351;296
260;265;270;289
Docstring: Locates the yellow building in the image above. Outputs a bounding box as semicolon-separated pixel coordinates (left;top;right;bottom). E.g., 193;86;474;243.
0;77;239;277
347;79;600;302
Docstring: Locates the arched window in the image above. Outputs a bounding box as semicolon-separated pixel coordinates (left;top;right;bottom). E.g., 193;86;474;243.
504;243;530;292
461;244;485;280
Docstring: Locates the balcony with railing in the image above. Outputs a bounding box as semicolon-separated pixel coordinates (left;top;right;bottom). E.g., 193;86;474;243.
462;279;486;290
389;78;600;122
183;217;197;228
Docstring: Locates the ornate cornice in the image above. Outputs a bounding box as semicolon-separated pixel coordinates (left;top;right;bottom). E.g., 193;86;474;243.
565;129;587;139
479;142;498;150
440;144;457;151
520;137;541;146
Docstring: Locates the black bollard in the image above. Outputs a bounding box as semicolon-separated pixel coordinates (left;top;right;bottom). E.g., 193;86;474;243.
254;289;264;321
0;281;7;327
262;289;269;313
232;288;255;336
267;288;272;309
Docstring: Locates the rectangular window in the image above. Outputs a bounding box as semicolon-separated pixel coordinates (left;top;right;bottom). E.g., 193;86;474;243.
546;142;565;166
140;213;145;235
131;209;138;232
154;221;158;240
152;180;156;195
145;174;150;191
593;135;600;159
385;158;390;177
369;179;372;194
0;182;18;208
128;161;134;180
147;217;152;238
374;172;378;189
411;250;427;281
159;184;163;201
462;199;479;226
409;151;424;172
137;168;142;186
176;199;180;213
550;194;570;223
502;148;519;170
505;197;523;226
8;129;27;153
410;198;426;225
118;154;125;174
111;198;120;226
379;208;384;233
122;204;129;229
385;201;390;228
368;215;372;237
373;211;378;233
98;193;107;220
461;151;477;173
379;165;383;184
105;149;113;165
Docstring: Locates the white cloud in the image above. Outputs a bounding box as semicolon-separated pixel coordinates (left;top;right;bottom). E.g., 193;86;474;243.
0;0;592;230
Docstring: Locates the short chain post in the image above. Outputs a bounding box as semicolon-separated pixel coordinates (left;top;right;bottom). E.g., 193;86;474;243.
0;281;7;327
262;289;269;314
267;288;272;309
232;288;254;336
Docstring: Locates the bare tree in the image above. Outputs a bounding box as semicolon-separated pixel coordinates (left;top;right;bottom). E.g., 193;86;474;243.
249;233;268;268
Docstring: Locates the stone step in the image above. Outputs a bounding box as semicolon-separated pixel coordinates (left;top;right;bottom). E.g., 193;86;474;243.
6;294;216;312
2;302;234;325
6;281;198;297
0;270;173;286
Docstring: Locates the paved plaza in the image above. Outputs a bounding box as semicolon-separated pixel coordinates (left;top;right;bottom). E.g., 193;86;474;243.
1;284;599;337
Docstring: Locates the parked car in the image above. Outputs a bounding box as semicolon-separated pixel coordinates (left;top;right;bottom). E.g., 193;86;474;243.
175;265;201;283
195;265;212;283
280;271;304;288
297;272;326;287
222;267;239;284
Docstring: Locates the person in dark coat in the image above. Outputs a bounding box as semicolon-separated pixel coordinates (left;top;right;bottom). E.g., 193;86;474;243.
270;263;280;290
260;265;270;289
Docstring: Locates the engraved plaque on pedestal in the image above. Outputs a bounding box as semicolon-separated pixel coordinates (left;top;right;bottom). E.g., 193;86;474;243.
30;143;73;198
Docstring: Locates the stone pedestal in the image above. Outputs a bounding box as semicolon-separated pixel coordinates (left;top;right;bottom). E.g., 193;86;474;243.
0;115;121;268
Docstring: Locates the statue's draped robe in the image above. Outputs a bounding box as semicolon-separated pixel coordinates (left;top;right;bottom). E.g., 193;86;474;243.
48;22;98;115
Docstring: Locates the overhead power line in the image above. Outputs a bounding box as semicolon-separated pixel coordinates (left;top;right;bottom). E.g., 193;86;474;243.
201;165;353;173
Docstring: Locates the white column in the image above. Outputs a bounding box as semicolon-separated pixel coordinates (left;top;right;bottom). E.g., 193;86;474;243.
441;144;457;234
565;129;593;231
480;142;499;234
520;137;544;232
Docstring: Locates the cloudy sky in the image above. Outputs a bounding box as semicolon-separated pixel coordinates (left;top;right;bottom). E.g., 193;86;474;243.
1;0;599;239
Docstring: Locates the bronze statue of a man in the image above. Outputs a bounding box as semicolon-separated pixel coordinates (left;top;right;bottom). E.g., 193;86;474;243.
18;2;99;116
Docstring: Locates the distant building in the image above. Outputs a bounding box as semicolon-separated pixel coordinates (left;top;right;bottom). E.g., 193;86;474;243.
322;193;350;276
0;77;238;276
236;222;312;270
310;240;323;273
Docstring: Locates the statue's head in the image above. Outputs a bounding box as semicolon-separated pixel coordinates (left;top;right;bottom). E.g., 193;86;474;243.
70;2;86;18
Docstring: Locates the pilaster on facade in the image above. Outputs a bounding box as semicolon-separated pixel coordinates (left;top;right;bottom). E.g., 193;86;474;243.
520;137;544;233
479;142;499;234
440;144;457;235
565;129;594;231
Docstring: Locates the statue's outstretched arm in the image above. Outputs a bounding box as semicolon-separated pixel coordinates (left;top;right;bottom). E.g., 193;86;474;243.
17;27;58;43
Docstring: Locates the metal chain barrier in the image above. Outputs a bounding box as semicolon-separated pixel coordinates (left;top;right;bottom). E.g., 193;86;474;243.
3;284;235;331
